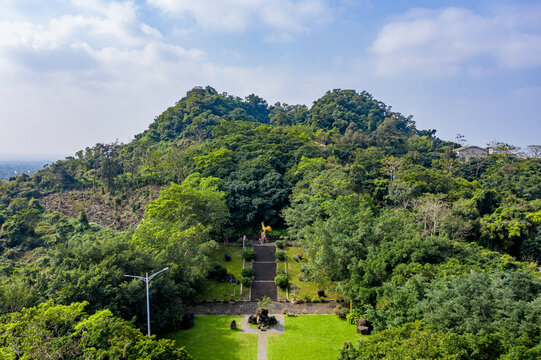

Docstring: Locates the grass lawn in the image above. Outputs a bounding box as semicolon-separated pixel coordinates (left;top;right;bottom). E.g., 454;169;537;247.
279;247;341;301
196;246;250;301
268;315;360;360
166;315;257;360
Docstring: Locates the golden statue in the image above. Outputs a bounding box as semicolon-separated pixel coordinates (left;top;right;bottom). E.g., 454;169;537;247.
261;222;272;234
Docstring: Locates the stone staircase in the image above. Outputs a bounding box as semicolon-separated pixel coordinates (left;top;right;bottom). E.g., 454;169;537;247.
250;243;277;302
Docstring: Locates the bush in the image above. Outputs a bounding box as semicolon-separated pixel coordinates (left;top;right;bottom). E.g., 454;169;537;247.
276;240;284;249
223;252;232;262
241;277;251;287
275;250;285;261
346;309;363;324
241;268;253;277
242;249;255;261
334;306;349;319
205;263;227;281
275;274;288;289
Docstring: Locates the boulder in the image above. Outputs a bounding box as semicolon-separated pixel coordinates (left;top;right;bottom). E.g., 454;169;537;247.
268;316;277;325
225;273;238;284
356;317;372;335
256;308;269;317
357;325;370;335
356;317;372;329
248;315;257;325
317;290;325;297
230;320;237;330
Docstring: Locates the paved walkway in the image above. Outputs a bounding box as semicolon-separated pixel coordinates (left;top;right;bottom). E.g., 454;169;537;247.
257;331;267;360
183;300;339;315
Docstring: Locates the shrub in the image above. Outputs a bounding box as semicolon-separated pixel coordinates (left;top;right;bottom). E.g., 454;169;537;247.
334;306;348;319
275;250;285;261
241;277;251;287
312;298;320;303
242;249;255;261
276;240;284;249
223;252;232;262
347;309;363;324
258;296;272;310
275;274;288;289
206;263;227;281
241;268;253;277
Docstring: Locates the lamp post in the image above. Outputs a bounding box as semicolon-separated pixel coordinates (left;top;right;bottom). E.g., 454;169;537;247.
124;267;169;337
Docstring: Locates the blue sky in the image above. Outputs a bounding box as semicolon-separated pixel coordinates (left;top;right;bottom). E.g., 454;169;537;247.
0;0;540;155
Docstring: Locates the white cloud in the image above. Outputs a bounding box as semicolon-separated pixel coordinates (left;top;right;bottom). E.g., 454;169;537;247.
371;5;541;76
0;0;329;154
148;0;329;34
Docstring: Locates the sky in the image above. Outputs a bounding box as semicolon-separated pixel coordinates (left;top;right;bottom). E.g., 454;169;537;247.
0;0;540;156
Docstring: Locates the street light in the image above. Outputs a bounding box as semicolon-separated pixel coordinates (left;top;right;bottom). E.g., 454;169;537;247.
124;267;169;337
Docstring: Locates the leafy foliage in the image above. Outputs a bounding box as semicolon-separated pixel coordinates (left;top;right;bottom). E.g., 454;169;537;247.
0;301;191;359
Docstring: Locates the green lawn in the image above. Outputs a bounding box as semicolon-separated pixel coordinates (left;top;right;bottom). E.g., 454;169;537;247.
196;246;250;301
268;315;360;360
280;247;341;301
166;315;257;360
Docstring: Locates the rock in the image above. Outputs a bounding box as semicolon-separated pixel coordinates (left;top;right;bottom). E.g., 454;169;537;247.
230;320;237;330
248;315;257;324
357;325;370;335
268;316;277;325
356;318;372;335
317;290;325;297
256;308;269;317
225;273;237;284
356;317;371;328
180;313;194;329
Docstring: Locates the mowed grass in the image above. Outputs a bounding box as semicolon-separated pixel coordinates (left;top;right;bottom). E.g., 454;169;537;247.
268;315;360;360
166;315;257;360
196;246;250;301
280;247;341;300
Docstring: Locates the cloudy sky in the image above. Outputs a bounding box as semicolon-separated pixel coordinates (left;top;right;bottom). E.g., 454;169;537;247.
1;0;540;156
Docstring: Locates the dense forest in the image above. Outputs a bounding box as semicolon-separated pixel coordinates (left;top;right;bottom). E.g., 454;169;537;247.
0;86;539;359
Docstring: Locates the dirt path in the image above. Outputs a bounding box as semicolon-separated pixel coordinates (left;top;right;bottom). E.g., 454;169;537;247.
251;244;277;301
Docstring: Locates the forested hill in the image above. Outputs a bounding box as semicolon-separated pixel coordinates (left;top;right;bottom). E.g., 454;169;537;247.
4;86;448;230
0;86;540;359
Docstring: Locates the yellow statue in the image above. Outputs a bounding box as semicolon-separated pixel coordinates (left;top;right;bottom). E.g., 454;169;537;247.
261;222;272;234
